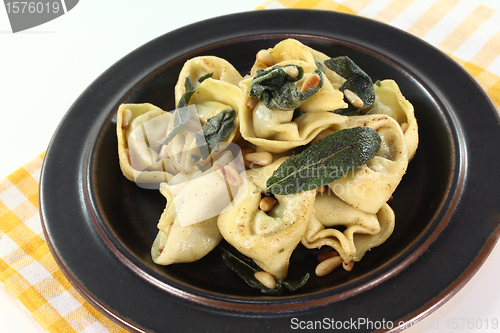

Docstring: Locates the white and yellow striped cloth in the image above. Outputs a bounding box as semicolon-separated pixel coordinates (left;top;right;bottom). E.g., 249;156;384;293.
257;0;500;109
1;1;499;332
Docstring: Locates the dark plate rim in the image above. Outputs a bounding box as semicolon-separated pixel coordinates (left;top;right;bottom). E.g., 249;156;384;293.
39;9;500;333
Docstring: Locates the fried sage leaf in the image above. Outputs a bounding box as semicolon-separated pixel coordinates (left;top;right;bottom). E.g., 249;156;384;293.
265;127;381;195
221;246;309;295
249;64;323;111
177;76;196;108
156;106;195;146
198;72;213;83
324;56;375;112
194;109;236;159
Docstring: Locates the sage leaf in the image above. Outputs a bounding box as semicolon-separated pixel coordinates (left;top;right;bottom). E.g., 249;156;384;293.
190;154;207;172
265;127;381;195
177;76;196;108
156;121;187;146
156;106;194;146
221;246;309;295
249;65;323;111
195;109;236;160
277;274;310;293
291;108;303;121
324;56;375;112
198;72;213;83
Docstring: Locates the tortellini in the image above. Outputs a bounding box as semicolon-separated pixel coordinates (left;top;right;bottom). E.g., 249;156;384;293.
327;114;409;214
152;149;245;265
250;38;316;76
367;79;418;160
117;103;176;184
217;158;316;279
116;38;418;290
239;95;347;153
151;183;222;265
302;192;395;264
175;55;243;103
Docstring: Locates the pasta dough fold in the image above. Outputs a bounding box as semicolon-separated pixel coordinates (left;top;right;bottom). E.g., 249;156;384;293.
217;158;316;279
117;103;175;184
188;78;243;143
239;80;347;153
151;183;223;265
175;55;243;104
302;192;395;263
367;80;418;160
327;114;409;214
152;150;244;264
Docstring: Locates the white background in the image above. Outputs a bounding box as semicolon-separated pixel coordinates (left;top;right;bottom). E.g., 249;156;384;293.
1;0;499;332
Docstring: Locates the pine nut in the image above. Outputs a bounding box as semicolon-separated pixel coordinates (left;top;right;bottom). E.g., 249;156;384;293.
317;185;326;193
214;162;242;187
317;250;338;263
246;97;258;110
256;49;276;67
401;122;409;134
282;66;299;79
343;261;354;272
343;89;364;109
315;256;343;277
244;152;273;167
254;271;276;289
259;196;276;212
122;108;132;129
300;74;321;93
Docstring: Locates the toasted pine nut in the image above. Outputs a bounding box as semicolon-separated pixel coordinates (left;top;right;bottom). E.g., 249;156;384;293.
256;49;276;67
122;109;132;129
244;152;273;167
282;66;299;79
254;271;276;289
259;196;276;212
214;162;242;187
300;74;321;93
317;185;326;193
343;261;354;272
317;250;338;263
343;89;364;109
315;256;343;277
401;122;409;134
246;97;258;110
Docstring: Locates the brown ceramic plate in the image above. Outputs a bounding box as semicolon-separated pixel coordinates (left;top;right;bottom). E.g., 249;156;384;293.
39;9;500;332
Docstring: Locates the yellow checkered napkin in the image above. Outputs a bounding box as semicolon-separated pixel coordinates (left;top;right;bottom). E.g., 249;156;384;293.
1;1;500;332
258;0;500;110
0;154;128;333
